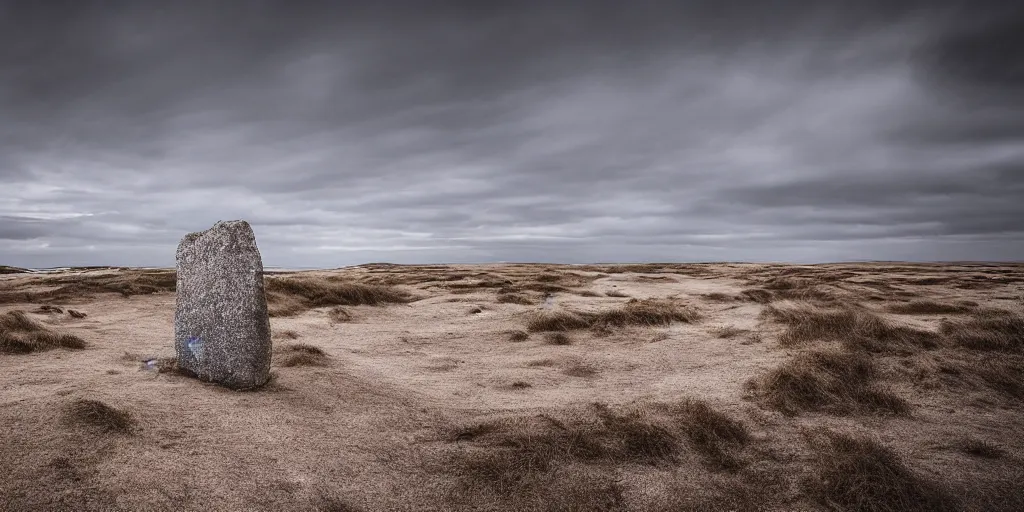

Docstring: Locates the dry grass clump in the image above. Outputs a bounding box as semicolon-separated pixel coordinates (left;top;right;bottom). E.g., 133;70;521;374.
527;299;700;332
562;359;598;377
507;330;529;342
671;399;751;470
275;344;328;367
328;307;352;323
939;311;1024;352
543;332;573;345
496;293;534;305
604;289;630;298
762;302;938;353
264;276;409;317
701;292;737;302
0;310;86;353
886;300;975;315
710;326;748;339
805;430;958;512
67;309;87;318
62;399;134;434
747;349;909;416
956;438;1004;458
273;329;300;340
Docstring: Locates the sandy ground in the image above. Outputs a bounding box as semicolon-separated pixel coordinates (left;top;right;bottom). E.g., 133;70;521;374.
1;263;1023;511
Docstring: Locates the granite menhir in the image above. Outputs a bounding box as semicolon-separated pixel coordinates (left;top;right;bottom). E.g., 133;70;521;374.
174;220;272;389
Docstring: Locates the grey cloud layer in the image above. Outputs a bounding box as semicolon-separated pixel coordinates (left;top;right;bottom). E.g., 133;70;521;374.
1;0;1022;267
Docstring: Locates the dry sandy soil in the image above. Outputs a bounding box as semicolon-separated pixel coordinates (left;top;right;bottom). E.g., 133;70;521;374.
1;263;1023;511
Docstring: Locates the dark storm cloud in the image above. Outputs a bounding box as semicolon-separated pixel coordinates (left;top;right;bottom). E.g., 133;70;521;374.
1;0;1022;267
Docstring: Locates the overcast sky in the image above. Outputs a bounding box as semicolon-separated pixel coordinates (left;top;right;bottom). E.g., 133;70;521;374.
2;1;1022;267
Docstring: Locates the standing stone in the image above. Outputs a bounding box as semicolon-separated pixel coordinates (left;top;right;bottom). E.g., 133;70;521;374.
174;220;272;389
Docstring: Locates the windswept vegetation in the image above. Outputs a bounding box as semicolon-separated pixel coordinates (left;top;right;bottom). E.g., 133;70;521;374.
62;399;134;434
804;430;958;512
747;349;909;416
527;298;700;332
0;310;86;353
275;343;329;367
265;276;410;317
0;269;176;304
761;301;938;353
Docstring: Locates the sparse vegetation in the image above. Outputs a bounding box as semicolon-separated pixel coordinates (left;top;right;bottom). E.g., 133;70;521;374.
328;306;352;323
544;332;573;345
710;326;748;339
562;359;598;377
527;299;700;332
0;310;86;353
672;398;750;470
762;301;938;353
507;330;529;342
804;430;958;512
275;344;328;367
940;311;1024;352
957;438;1004;458
747;349;909;416
0;269;176;303
67;309;87;319
496;293;534;305
604;289;630;298
264;276;409;317
63;399;134;434
887;300;975;315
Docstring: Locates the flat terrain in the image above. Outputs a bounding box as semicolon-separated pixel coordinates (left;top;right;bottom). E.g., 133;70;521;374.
1;263;1023;511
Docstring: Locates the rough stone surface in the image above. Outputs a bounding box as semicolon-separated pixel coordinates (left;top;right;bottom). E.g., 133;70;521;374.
174;220;271;389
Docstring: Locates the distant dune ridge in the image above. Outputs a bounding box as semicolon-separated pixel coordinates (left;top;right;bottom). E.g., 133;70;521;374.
0;261;1022;510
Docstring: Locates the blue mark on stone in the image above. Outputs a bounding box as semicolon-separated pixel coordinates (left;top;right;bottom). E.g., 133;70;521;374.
187;335;204;361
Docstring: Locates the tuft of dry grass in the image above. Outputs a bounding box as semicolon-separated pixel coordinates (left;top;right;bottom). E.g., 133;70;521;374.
527;299;700;332
710;326;748;339
275;344;329;367
507;330;529;342
273;329;300;340
747;349;909;416
35;305;63;314
67;309;87;319
562;359;598;377
671;398;751;470
63;399;134;434
543;332;573;345
805;430;959;512
328;307;352;323
957;438;1004;458
604;289;630;298
887;300;975;315
496;293;535;305
762;302;938;353
701;292;737;302
940;311;1024;352
0;310;86;353
265;277;409;316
